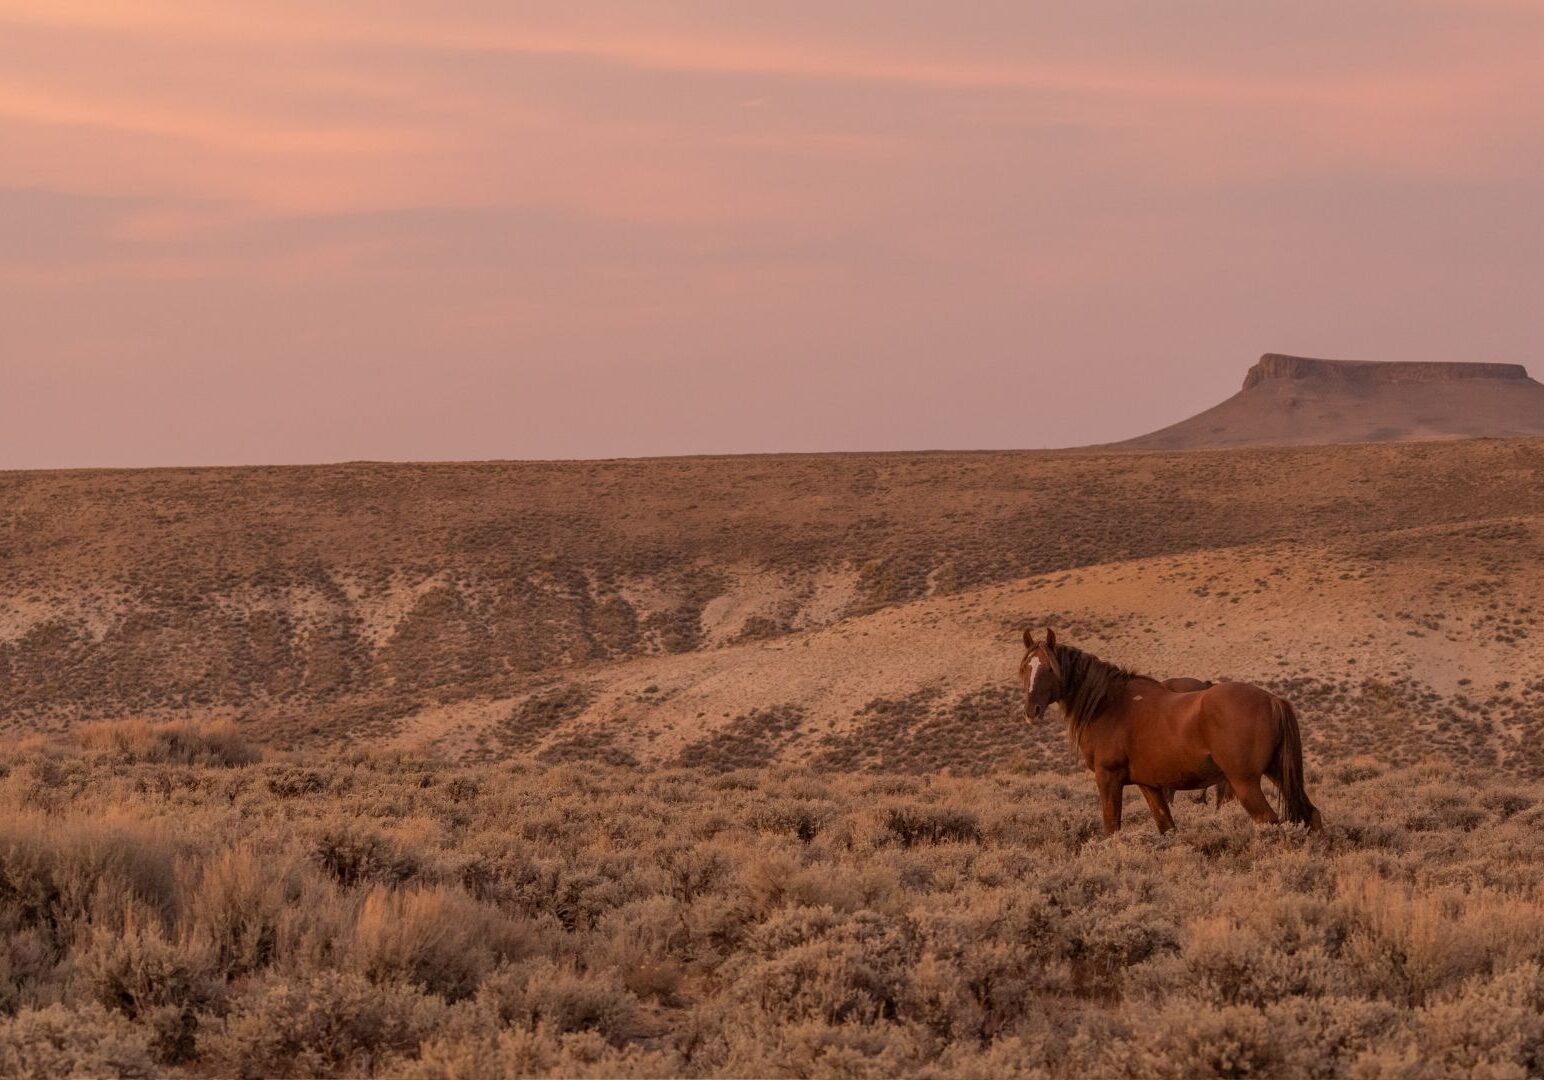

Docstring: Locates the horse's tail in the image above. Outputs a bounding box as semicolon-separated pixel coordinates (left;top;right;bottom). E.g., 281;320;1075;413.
1272;698;1321;829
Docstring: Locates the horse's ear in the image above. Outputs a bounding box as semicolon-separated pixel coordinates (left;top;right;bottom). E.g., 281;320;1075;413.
1022;627;1036;649
1044;627;1057;650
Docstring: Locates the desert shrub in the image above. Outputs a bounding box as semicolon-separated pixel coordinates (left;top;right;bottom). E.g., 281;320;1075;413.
0;920;55;1015
642;600;707;654
1145;915;1336;1006
730;908;918;1027
1479;788;1534;819
935;1026;1060;1080
265;765;333;797
349;885;529;1001
0;746;1538;1075
881;804;983;847
1412;998;1535;1078
737;855;899;919
311;821;422;887
743;796;837;843
595;896;687;1002
1039;852;1180;978
1064;901;1181;980
399;1026;564;1080
472;960;642;1040
492;853;653;933
856;552;933;607
1260;997;1404;1078
77;717;260;767
1337;876;1492;1005
715;1015;931;1079
500;683;594;752
182;846;333;978
671;705;806;772
404;1026;683;1080
0;813;179;954
537;727;639;768
1410;964;1544;1078
77;904;217;1063
904;892;1071;1041
200;970;444;1079
1330;815;1408;851
1331;759;1384;784
654;842;732;903
1102;1001;1285;1078
0;1003;158;1079
732;614;788;643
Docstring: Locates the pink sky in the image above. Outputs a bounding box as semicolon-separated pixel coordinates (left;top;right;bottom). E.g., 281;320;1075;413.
3;2;1543;468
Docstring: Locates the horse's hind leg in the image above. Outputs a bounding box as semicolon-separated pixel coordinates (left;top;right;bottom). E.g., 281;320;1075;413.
1137;785;1176;834
1226;774;1280;826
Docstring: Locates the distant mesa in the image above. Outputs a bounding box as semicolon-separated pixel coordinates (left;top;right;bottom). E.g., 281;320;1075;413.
1110;353;1544;450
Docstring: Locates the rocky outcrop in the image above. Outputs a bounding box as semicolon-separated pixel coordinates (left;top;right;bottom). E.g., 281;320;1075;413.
1113;353;1544;450
1242;353;1530;390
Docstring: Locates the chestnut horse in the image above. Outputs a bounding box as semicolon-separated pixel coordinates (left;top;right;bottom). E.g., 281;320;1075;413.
1019;628;1320;835
1157;678;1232;813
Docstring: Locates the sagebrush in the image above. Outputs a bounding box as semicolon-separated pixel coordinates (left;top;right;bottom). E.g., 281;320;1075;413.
0;726;1541;1078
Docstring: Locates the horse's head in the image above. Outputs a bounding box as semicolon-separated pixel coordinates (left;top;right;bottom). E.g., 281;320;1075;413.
1019;626;1061;721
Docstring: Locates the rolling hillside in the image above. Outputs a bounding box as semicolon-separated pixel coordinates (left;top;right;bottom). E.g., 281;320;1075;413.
3;438;1543;776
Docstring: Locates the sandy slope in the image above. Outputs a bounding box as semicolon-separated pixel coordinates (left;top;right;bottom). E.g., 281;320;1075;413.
3;437;1541;777
389;515;1544;777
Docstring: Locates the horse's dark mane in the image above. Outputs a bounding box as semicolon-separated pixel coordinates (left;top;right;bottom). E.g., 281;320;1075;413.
1053;644;1140;738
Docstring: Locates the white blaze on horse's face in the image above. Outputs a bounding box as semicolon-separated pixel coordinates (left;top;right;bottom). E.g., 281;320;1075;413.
1025;654;1050;721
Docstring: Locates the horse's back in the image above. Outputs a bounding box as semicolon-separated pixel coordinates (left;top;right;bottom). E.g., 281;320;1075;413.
1199;679;1279;714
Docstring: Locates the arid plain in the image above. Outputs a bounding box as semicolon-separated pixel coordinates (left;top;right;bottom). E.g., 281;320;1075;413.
3;434;1544;1076
5;437;1543;776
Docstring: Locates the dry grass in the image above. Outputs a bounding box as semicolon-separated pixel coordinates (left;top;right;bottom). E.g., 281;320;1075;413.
0;726;1541;1078
76;717;260;767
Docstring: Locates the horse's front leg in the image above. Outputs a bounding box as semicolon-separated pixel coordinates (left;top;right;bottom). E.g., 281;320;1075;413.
1137;785;1175;834
1095;767;1126;836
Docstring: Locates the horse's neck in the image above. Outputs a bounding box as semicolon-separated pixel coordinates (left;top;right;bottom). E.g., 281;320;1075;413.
1059;680;1100;735
1056;655;1101;713
1066;711;1110;772
1067;716;1097;753
1058;655;1128;730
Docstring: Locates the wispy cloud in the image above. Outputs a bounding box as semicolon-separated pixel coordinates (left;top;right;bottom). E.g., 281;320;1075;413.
0;80;433;154
2;1;1542;466
1;1;1516;109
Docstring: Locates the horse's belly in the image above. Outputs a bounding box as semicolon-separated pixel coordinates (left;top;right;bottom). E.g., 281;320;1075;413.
1149;758;1226;789
1131;764;1223;789
1127;724;1223;788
